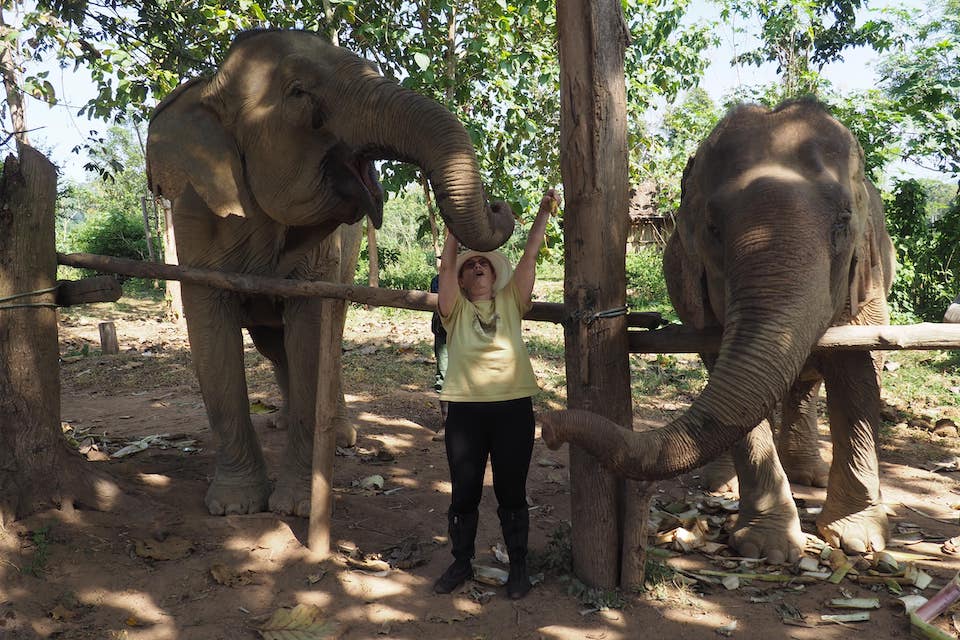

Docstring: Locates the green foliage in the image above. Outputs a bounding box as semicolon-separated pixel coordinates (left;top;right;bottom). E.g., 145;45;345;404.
624;1;716;193
536;521;573;574
650;89;723;211
66;208;149;261
565;577;627;610
59;124;158;261
884;178;960;321
356;187;436;290
876;1;960;175
532;521;625;609
718;0;899;99
626;246;675;318
643;556;678;587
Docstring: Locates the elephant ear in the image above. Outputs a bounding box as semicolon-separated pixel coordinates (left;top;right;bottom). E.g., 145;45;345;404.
664;230;710;330
146;79;252;219
664;154;712;330
849;180;895;319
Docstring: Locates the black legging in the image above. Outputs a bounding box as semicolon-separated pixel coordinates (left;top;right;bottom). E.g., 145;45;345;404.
444;397;535;514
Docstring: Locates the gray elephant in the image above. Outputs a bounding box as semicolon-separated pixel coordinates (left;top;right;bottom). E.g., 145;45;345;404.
541;99;895;562
146;29;514;517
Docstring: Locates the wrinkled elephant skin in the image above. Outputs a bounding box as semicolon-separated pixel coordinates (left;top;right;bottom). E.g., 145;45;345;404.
540;99;896;560
146;29;514;517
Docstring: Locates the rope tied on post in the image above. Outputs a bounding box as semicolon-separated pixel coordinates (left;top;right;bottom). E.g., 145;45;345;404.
0;286;58;310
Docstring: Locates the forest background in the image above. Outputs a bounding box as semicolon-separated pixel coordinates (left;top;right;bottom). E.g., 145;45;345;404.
1;0;958;322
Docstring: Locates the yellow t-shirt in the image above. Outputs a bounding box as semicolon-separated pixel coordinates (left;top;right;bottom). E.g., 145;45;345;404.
439;279;540;402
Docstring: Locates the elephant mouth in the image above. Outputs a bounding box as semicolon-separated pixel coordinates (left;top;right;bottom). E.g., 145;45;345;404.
327;144;384;228
353;157;383;229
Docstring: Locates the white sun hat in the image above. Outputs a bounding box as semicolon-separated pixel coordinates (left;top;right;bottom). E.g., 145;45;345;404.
455;250;513;294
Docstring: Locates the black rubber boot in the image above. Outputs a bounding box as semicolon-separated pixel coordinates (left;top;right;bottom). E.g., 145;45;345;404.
498;506;531;599
433;510;478;594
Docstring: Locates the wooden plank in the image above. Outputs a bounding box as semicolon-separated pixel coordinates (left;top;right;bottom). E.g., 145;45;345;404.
55;276;122;306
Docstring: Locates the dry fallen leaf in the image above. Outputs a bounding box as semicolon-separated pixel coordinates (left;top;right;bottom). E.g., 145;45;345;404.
49;605;78;621
210;563;257;587
133;536;193;561
259;603;341;639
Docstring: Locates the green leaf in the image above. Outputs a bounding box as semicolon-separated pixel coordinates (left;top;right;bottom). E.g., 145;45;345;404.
413;52;430;71
258;604;339;640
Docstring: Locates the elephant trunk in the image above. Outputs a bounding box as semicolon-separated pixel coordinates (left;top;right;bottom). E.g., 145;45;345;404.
543;235;835;480
334;61;514;251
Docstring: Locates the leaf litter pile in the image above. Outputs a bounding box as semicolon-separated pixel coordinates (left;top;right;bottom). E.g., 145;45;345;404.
645;481;960;638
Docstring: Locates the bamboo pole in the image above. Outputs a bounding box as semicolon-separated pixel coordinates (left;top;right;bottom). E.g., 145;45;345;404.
56;251;663;328
57;252;960;351
627;323;960;353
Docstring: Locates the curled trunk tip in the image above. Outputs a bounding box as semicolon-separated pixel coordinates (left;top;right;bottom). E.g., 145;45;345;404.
538;408;625;451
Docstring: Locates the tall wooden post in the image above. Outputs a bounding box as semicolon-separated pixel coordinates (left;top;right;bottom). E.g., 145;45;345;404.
160;197;185;326
557;0;633;588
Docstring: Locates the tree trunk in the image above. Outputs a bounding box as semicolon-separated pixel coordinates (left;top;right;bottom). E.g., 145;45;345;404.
366;220;379;289
557;0;638;588
0;148;116;525
160;197;185;326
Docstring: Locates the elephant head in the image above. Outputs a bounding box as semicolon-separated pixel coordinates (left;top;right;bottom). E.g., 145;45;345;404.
541;99;895;480
146;28;514;251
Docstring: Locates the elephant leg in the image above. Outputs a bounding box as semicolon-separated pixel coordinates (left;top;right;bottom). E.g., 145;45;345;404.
817;351;888;553
728;420;805;564
696;352;738;494
777;376;829;487
270;230;356;517
701;453;739;494
182;284;270;515
248;325;289;430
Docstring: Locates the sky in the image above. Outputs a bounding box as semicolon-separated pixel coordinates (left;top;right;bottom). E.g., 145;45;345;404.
12;0;944;185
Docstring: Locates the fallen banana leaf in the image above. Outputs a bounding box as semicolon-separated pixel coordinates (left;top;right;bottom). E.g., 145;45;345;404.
693;569;819;584
820;612;871;623
828;597;880;609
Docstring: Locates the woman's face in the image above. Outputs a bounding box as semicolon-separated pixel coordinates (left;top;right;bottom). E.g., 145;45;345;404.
458;256;496;301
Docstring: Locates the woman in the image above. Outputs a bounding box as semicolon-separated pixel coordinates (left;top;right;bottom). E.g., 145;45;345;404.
433;188;560;599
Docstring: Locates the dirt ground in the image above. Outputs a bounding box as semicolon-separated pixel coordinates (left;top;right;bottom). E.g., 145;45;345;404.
2;293;960;640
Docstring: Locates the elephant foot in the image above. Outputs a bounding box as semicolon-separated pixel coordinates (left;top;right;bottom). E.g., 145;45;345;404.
817;503;889;554
270;409;288;430
205;471;271;516
269;473;312;518
335;417;357;448
729;501;805;565
779;452;830;488
701;453;739;494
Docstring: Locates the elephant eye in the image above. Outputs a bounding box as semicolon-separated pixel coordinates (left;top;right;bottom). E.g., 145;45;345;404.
831;209;853;253
286;84;326;129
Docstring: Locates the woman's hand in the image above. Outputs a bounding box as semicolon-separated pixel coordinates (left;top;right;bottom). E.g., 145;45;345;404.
539;188;562;217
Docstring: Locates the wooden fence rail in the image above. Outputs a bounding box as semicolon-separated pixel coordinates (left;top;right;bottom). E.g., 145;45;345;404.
58;252;960;353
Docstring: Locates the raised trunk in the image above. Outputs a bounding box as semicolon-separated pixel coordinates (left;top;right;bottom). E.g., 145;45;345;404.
334;61;514;251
